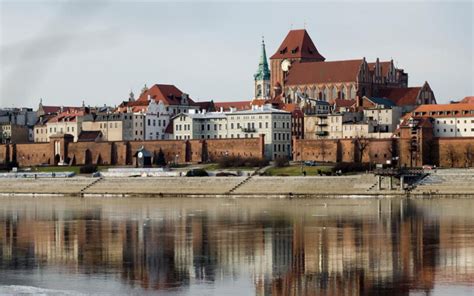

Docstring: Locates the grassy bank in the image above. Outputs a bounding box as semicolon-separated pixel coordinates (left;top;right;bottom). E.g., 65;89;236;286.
265;165;333;176
30;166;112;175
203;163;256;171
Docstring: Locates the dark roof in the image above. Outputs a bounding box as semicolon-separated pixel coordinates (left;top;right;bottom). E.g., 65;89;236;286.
367;97;397;107
194;101;215;111
78;130;102;142
285;59;363;85
270;29;325;61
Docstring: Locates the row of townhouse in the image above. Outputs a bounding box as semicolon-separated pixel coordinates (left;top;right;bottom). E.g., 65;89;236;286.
173;105;292;160
304;96;403;140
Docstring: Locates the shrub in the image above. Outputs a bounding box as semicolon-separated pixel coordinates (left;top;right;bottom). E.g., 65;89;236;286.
186;169;209;177
333;162;370;173
217;156;268;168
155;149;166;166
79;164;98;174
274;156;289;168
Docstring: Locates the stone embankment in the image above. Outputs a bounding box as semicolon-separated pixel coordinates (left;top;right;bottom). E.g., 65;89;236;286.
0;169;472;197
410;169;474;197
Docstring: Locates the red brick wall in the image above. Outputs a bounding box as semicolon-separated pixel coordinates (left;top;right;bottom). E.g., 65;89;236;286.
339;139;355;163
15;143;52;166
365;139;395;164
114;142;129;165
187;140;203;163
292;139;338;162
68;142;113;165
129;140;187;164
0;145;8;164
293;138;395;164
205;136;264;161
435;137;474;168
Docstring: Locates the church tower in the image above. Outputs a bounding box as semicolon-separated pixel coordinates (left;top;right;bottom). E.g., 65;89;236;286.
254;38;271;100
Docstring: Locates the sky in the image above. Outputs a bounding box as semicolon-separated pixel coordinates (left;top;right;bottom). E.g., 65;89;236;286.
0;0;472;108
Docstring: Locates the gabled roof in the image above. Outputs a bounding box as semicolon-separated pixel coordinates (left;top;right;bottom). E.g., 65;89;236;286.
270;29;325;61
285;59;363;85
49;110;85;123
136;84;194;106
378;87;422;106
368;61;391;77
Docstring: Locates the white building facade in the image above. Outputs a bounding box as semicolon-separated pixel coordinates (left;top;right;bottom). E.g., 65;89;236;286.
172;105;292;159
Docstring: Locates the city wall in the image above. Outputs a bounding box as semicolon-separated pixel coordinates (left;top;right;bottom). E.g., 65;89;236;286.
1;136;473;168
292;138;395;165
0;136;265;167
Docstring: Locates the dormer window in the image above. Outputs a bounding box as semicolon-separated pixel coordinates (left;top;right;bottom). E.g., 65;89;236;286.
279;47;287;54
307;47;313;54
291;47;299;54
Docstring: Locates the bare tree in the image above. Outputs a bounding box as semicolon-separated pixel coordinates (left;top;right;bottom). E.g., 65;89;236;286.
317;139;330;162
445;145;458;168
354;137;370;163
465;144;473;168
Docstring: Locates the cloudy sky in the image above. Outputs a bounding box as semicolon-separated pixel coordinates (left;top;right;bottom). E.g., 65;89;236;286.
0;0;472;108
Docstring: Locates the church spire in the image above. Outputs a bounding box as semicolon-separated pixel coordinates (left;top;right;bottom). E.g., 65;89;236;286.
254;37;271;81
254;37;271;100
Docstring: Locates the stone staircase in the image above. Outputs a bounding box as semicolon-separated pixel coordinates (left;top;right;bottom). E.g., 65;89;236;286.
227;175;253;194
80;177;103;195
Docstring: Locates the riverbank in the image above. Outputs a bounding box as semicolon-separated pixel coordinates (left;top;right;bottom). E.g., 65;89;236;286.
0;169;473;197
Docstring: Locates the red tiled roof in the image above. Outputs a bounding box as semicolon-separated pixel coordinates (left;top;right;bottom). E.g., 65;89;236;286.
411;103;474;117
270;29;325;61
214;101;251;111
285;59;363;85
49;110;84;123
378;87;421;106
333;99;357;108
137;84;195;106
460;96;474;104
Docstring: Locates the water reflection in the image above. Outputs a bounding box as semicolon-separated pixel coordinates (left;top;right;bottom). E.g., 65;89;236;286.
0;198;473;295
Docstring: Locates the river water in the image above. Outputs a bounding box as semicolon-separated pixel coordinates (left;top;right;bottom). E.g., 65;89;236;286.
0;197;472;295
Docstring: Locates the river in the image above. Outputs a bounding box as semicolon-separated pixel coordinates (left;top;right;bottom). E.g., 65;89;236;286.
0;197;473;295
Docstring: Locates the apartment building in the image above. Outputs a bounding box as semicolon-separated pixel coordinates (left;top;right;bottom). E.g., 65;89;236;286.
35;110;84;142
411;103;474;137
82;113;134;141
173;105;292;159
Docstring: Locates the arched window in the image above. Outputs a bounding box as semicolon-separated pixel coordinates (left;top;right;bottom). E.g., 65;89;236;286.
341;86;347;99
349;85;357;99
332;87;337;99
256;84;262;97
323;88;329;101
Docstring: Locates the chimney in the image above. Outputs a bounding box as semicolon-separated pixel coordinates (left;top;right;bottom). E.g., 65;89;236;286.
220;107;223;113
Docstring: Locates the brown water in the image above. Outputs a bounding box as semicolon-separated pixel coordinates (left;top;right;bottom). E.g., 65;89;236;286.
0;197;473;295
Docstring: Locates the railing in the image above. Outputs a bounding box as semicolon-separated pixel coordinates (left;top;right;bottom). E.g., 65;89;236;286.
315;131;328;136
241;127;256;133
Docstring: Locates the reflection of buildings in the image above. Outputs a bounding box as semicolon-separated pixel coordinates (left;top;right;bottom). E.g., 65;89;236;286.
0;199;473;295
